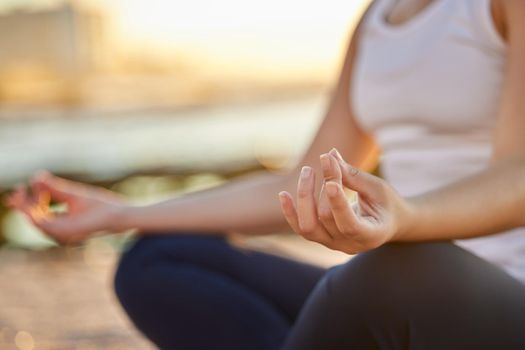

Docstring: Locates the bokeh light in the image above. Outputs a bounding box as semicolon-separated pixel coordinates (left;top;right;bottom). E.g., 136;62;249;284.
14;331;34;350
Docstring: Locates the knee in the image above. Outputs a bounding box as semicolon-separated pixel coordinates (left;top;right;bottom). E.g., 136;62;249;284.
323;241;457;312
113;233;226;308
114;235;165;308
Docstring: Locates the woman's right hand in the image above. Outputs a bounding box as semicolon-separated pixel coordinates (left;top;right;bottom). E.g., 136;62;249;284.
279;149;415;254
5;171;128;245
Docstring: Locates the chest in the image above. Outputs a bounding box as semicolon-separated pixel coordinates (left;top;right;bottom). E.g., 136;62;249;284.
351;0;506;133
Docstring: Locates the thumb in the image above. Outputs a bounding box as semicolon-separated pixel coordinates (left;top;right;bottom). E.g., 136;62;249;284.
329;148;384;199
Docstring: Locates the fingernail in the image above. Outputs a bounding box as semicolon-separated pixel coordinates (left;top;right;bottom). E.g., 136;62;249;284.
320;154;331;174
330;148;343;161
278;192;287;202
326;182;338;197
301;166;311;179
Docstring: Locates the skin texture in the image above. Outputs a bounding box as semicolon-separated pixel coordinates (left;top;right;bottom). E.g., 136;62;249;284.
5;0;525;252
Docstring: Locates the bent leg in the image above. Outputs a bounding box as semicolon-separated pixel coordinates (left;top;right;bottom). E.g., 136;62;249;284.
283;242;525;350
114;233;325;350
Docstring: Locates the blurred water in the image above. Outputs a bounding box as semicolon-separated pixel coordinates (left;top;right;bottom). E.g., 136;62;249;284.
0;95;326;186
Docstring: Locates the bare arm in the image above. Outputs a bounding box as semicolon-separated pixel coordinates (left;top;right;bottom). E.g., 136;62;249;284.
7;10;376;243
399;156;525;241
118;19;376;235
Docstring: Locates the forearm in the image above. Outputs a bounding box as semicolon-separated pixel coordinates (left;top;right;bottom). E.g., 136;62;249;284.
117;169;300;235
112;30;378;237
397;157;525;241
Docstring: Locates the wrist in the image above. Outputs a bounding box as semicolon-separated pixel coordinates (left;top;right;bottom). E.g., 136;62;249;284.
110;203;139;232
391;198;420;242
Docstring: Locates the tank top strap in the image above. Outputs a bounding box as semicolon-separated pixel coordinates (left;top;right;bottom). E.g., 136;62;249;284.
462;0;506;50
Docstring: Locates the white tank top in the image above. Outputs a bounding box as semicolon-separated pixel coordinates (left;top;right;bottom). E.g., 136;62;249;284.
352;0;525;284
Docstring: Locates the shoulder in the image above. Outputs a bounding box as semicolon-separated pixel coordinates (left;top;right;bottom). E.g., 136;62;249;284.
498;0;525;13
495;0;525;42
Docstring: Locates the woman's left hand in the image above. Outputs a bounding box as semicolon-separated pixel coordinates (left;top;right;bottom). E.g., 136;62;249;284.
5;171;127;245
278;149;414;254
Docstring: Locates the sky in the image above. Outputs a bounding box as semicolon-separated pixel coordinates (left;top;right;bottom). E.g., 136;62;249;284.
0;0;370;81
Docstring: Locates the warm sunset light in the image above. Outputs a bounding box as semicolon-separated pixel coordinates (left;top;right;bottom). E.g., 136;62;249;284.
106;0;370;79
3;0;523;348
0;0;369;82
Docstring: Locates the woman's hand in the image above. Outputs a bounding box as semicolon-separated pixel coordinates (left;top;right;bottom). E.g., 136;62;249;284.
278;149;414;254
5;171;128;245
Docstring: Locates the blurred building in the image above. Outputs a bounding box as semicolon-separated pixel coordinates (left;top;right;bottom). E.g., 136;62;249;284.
0;2;107;105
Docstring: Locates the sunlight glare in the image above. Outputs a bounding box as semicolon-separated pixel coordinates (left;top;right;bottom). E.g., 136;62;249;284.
109;0;370;79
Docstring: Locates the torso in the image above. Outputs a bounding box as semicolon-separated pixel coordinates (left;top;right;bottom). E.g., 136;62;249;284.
352;0;525;284
353;0;506;195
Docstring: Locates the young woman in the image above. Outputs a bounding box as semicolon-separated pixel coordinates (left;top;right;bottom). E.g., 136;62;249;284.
7;0;525;348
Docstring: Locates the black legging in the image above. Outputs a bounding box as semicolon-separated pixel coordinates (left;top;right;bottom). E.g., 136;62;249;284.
114;233;525;349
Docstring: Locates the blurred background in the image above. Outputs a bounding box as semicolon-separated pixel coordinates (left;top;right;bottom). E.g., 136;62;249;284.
0;0;368;348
